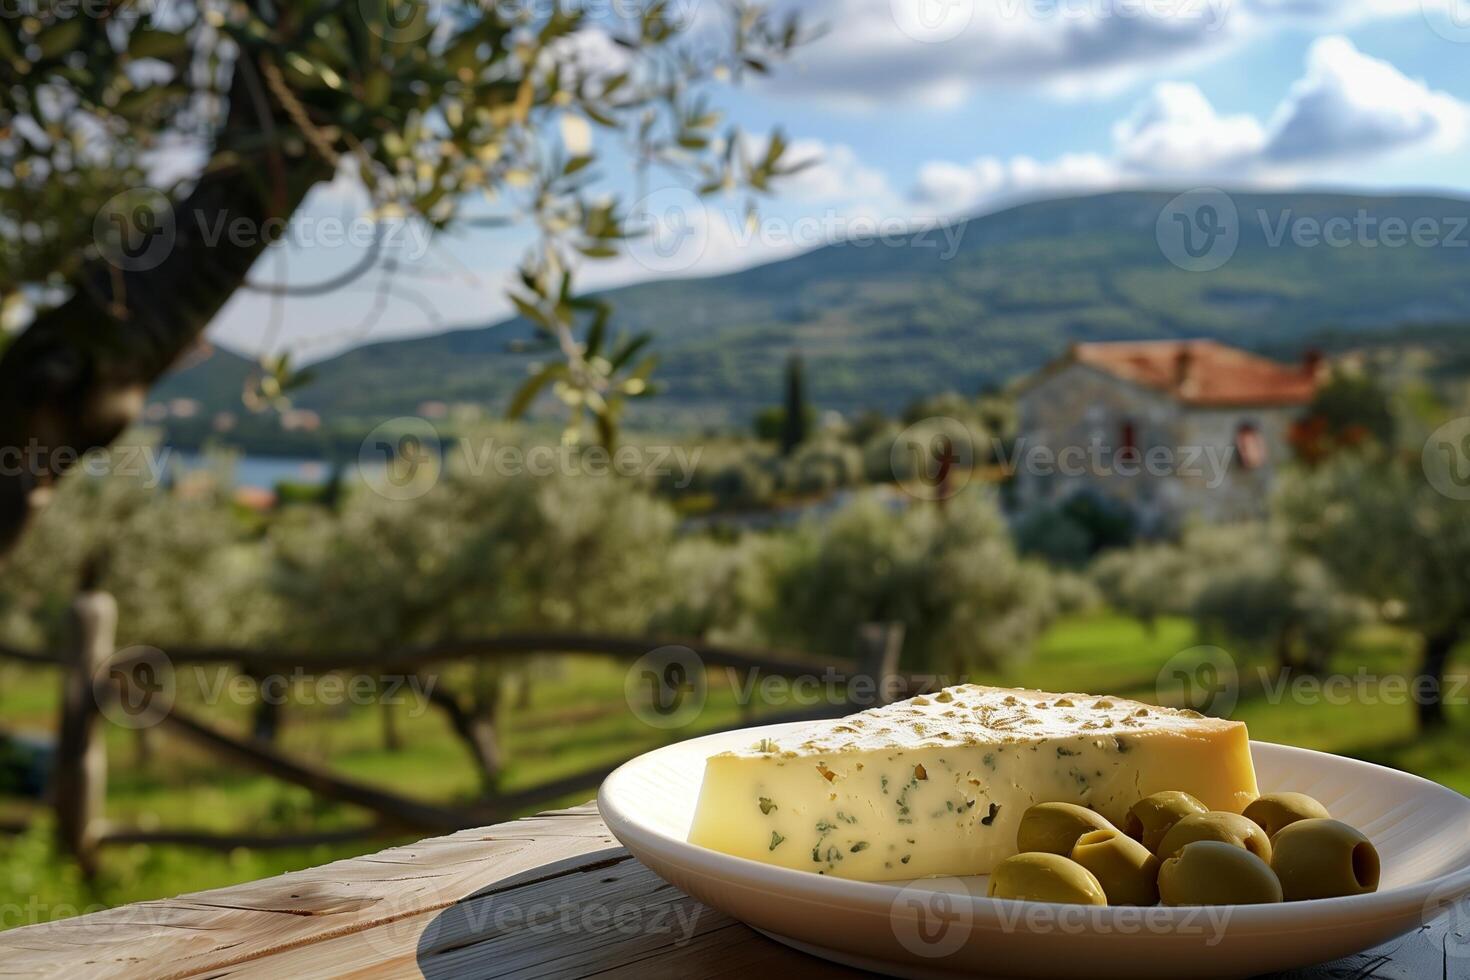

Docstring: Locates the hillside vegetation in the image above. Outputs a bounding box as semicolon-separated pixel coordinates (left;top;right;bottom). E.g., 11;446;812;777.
158;190;1470;431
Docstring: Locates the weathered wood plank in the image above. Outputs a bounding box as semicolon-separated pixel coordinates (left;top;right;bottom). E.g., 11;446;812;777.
0;806;618;980
196;845;862;980
214;850;1468;980
588;921;870;979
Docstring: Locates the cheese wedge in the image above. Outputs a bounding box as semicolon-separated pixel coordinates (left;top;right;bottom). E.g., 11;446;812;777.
688;685;1258;881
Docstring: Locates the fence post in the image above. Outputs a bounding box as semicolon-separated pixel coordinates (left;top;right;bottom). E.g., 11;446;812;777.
54;590;116;877
856;622;905;707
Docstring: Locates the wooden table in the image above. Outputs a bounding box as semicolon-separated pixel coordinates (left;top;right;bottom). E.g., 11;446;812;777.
2;804;1464;979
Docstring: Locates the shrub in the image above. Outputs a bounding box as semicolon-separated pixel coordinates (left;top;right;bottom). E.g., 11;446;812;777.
767;490;1056;675
654;441;780;512
1276;449;1470;728
1088;542;1192;630
1014;508;1094;567
859;423;904;484
1088;520;1370;669
781;438;864;496
1191;548;1370;673
273;465;678;649
0;454;277;650
647;535;781;647
1015;491;1136;567
1046;570;1105;617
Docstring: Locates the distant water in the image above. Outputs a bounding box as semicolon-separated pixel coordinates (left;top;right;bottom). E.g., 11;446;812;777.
171;452;334;490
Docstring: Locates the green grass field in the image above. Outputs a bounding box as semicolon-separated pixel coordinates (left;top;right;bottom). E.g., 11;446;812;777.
2;613;1466;928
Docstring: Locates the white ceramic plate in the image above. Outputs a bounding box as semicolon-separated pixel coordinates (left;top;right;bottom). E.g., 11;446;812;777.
598;723;1470;979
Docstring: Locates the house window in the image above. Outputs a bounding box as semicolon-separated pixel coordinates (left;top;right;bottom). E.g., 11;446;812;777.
1236;422;1267;470
1119;421;1140;465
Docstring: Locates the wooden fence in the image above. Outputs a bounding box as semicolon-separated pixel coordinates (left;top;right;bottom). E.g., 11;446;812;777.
0;591;912;874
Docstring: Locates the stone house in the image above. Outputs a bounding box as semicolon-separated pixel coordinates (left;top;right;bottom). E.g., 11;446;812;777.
1013;340;1322;533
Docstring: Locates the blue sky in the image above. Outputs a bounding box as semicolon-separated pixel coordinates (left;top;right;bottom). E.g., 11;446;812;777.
209;0;1470;361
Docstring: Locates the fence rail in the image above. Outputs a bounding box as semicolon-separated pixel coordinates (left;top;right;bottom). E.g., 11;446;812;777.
111;632;865;677
0;591;910;874
0;639;60;667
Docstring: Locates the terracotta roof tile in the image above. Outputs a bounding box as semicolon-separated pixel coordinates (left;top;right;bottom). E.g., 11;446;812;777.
1068;340;1320;407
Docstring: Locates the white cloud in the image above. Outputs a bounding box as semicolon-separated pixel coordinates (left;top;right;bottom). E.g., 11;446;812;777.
770;0;1432;106
783;0;1236;106
716;133;901;210
1112;82;1267;173
1262;36;1469;163
912;37;1470;215
1242;0;1425;20
913;153;1123;212
566;137;906;289
781;140;894;202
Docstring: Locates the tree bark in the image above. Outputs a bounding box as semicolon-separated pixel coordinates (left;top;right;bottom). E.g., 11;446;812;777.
426;677;504;794
1303;640;1332;678
0;66;332;555
461;713;502;791
515;667;534;710
1274;623;1298;676
381;700;402;752
133;727;158;768
252;695;285;743
1417;628;1460;731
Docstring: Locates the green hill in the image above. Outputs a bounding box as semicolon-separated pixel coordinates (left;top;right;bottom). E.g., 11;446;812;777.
158;189;1470;431
154;344;257;407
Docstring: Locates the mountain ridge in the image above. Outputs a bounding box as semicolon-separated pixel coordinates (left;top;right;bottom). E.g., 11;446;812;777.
159;188;1470;429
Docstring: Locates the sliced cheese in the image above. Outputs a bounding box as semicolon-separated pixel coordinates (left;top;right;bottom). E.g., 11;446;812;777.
688;684;1258;881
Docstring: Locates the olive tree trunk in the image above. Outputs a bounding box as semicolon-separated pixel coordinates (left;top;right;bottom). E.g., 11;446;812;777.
426;674;505;794
0;67;331;556
1416;628;1461;731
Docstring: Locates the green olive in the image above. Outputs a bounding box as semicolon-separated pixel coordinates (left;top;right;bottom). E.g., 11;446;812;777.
1069;828;1160;906
1270;819;1380;902
1016;802;1116;856
1124;791;1209;852
1156;811;1273;864
1158;841;1284;906
1243;793;1331;839
987;852;1107;905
